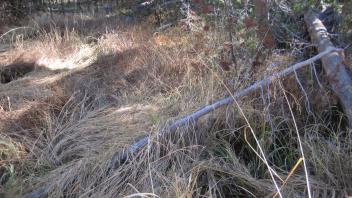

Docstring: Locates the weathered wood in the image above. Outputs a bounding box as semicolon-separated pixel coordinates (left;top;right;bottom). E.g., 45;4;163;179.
305;9;352;127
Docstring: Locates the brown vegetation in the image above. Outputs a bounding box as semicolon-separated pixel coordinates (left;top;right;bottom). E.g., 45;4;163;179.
0;1;352;198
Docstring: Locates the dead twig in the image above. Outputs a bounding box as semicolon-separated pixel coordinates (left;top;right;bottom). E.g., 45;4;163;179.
109;46;342;170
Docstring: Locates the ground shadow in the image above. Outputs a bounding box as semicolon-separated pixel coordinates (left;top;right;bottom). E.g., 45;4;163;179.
1;46;145;135
0;47;149;194
0;62;36;84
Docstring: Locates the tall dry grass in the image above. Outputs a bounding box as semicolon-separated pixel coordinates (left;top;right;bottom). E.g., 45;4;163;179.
0;10;351;198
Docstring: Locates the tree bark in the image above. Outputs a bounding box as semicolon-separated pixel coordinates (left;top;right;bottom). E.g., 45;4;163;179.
305;9;352;127
253;0;276;49
252;0;276;67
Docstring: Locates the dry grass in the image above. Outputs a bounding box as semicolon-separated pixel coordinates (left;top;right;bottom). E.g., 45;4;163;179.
0;10;351;198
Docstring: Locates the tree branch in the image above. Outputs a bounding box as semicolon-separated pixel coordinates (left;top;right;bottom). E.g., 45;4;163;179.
109;46;342;170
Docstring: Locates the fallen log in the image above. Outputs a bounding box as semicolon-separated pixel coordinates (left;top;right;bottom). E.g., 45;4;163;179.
24;47;341;198
305;9;352;127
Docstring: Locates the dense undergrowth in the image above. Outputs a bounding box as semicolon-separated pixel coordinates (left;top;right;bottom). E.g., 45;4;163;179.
0;2;352;198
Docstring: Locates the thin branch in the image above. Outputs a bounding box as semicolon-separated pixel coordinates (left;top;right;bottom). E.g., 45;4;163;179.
294;69;311;113
0;26;35;41
109;46;342;169
311;62;323;89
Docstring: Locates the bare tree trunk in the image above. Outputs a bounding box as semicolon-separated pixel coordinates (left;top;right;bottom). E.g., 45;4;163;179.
305;9;352;127
48;0;53;19
60;0;65;15
315;0;322;8
252;0;276;67
224;0;237;66
242;0;249;15
253;0;276;49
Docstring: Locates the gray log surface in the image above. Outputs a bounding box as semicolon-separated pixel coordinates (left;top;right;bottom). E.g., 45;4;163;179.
305;9;352;127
